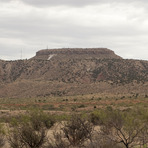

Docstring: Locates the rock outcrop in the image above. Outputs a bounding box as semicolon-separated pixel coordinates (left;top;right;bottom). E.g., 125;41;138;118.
34;48;122;60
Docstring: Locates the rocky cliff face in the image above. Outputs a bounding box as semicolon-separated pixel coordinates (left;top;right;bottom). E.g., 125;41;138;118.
34;48;122;60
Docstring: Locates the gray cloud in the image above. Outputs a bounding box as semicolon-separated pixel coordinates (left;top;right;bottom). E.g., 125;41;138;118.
21;0;99;7
20;0;148;7
0;0;12;3
0;0;148;60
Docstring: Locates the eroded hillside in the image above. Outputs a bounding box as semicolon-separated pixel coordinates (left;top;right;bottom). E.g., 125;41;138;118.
0;48;147;98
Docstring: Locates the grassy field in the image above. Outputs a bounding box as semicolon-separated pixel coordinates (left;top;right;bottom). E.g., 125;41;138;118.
0;94;147;148
0;93;147;113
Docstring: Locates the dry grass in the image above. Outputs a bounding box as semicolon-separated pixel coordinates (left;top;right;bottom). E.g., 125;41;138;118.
0;93;147;112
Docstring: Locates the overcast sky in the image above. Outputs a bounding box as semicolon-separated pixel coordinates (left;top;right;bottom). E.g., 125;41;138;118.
0;0;148;60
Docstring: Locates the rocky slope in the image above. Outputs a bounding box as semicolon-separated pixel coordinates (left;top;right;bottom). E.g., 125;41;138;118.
0;48;147;98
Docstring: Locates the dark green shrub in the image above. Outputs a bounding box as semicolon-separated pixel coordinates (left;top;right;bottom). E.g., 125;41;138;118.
78;104;85;108
8;122;47;148
28;109;55;130
62;114;94;147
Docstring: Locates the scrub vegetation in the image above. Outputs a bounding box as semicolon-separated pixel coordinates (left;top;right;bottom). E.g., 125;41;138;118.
0;106;147;148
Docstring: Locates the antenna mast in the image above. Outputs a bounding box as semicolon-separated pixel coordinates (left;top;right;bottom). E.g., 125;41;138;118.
21;49;22;59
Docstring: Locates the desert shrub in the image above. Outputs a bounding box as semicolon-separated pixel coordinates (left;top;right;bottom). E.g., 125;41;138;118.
97;97;102;101
8;122;47;148
53;114;70;122
86;136;123;148
73;98;77;102
10;115;30;127
6;108;148;148
62;114;94;147
78;104;85;108
7;109;56;148
92;108;148;148
71;105;77;111
27;109;55;130
121;96;125;99
94;106;96;109
0;124;5;148
7;127;25;148
90;109;107;125
9;109;55;130
46;114;94;148
47;114;94;147
48;105;55;110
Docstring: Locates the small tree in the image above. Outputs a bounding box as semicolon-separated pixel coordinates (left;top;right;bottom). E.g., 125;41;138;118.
46;114;94;148
27;109;55;130
139;124;148;147
8;122;47;148
7;129;24;148
94;109;146;148
7;109;55;148
62;114;94;147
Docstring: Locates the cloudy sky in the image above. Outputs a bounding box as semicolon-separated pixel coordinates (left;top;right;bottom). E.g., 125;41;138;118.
0;0;148;60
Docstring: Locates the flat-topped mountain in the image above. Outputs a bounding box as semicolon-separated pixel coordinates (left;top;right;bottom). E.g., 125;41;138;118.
33;48;122;60
0;48;147;98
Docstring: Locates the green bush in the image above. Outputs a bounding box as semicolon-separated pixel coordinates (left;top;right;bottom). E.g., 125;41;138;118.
27;109;55;130
91;108;148;148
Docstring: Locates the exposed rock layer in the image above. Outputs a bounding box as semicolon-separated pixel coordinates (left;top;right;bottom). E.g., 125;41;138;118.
0;48;147;98
34;48;122;60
